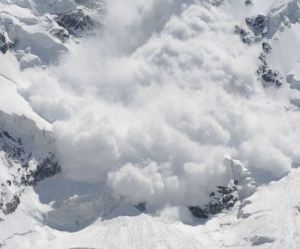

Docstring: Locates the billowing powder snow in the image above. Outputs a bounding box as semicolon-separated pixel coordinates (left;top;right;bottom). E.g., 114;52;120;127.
15;0;300;209
1;0;300;248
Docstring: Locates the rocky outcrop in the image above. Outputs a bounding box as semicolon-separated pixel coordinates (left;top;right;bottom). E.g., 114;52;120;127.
0;1;103;68
2;195;20;215
0;112;60;216
257;43;283;87
236;0;300;43
55;9;94;37
235;12;285;87
189;158;256;219
234;25;253;44
246;15;268;37
0;31;13;54
189;183;239;219
235;15;268;44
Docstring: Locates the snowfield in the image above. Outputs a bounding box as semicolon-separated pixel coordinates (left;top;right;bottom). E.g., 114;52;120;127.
0;0;300;248
2;169;300;248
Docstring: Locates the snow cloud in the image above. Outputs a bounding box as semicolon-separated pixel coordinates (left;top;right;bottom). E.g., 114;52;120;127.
20;0;300;208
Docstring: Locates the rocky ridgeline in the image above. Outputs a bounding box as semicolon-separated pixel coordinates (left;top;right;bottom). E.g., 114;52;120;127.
0;0;104;67
200;1;283;88
235;15;282;87
258;42;283;87
0;113;60;216
234;0;300;88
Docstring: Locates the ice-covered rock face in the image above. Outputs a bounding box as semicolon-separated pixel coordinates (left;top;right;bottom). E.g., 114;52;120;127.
0;31;13;54
0;111;60;217
55;9;94;37
0;0;104;67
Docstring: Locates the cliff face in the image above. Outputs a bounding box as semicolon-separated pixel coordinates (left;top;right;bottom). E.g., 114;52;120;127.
0;111;60;217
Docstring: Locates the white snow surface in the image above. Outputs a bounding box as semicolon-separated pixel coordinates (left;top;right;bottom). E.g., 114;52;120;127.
0;0;300;248
2;169;300;249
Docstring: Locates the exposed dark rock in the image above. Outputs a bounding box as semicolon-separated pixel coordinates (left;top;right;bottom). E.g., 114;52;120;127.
246;15;268;37
35;154;61;182
0;32;14;54
0;129;61;185
55;9;94;37
3;195;20;215
245;0;253;5
250;236;275;246
262;42;272;53
0;127;61;215
211;0;223;7
50;28;70;42
189;206;209;219
295;204;300;213
262;69;282;87
234;25;254;44
257;44;283;87
189;184;238;219
257;54;282;87
135;202;146;212
21;153;61;186
235;14;269;44
208;199;223;214
215;185;238;210
0;32;9;54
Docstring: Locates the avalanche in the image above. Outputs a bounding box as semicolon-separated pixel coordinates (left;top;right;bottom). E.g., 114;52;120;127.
0;0;300;248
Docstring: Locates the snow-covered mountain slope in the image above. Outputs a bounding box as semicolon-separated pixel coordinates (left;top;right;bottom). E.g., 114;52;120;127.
1;0;300;248
2;169;300;249
0;0;104;66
